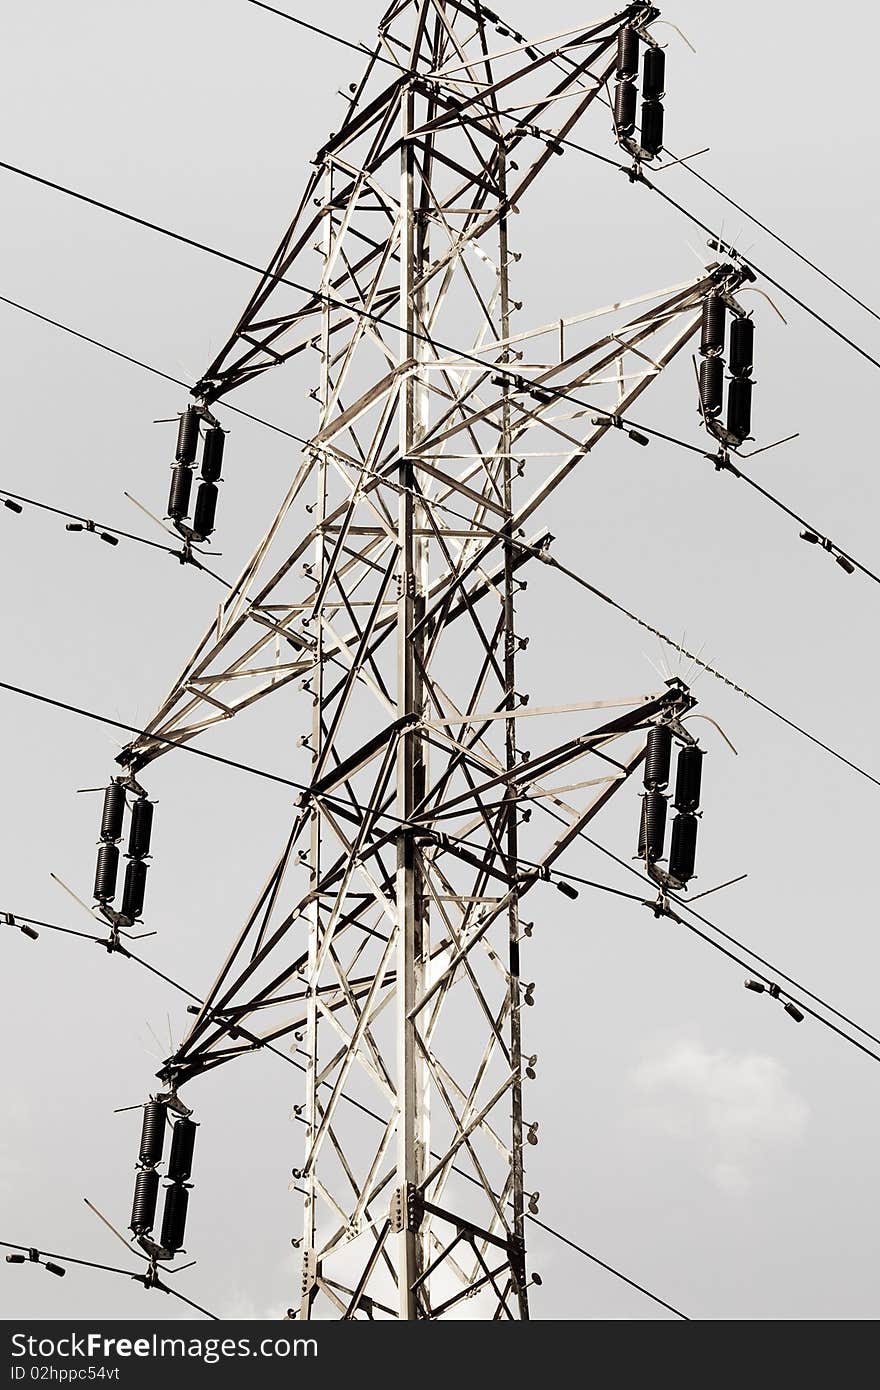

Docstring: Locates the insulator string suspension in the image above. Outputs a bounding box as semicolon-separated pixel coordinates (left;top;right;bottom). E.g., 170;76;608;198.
638;733;706;887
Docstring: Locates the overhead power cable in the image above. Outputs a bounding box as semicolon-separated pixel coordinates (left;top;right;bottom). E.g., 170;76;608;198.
244;0;401;65
3;257;873;800
529;543;880;793
16;814;880;1304
6;152;878;592
524;1213;685;1316
670;887;880;1053
0;293;305;446
2;638;879;1049
638;172;880;378
517;128;880;362
4;284;878;804
0;484;224;577
0;1238;218;1319
242;0;880;345
6;665;880;1072
0;157;711;457
2;905;688;1320
4;158;880;591
0;675;659;905
676;161;880;327
537;808;880;1067
3;281;879;803
0;287;573;552
537;813;880;1065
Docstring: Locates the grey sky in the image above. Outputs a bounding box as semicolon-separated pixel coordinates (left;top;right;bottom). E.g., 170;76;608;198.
2;0;879;1320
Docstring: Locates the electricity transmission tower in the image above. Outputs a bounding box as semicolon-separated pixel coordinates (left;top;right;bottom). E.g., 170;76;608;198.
95;0;752;1319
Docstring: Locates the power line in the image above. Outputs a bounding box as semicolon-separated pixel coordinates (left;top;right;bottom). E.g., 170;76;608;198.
231;2;880;581
676;161;880;327
524;1215;686;1317
637;170;880;378
0;1238;218;1319
0;157;711;458
4;907;396;1122
0;675;650;906
18;810;880;1305
0;484;224;575
0;293;504;542
0;291;189;389
0;311;437;690
529;129;880;359
19;792;880;1295
240;0;880;351
731;464;879;585
3;905;688;1320
0;675;330;794
0;283;706;552
0;286;572;552
0;639;873;1045
3;278;879;806
5;287;880;1044
529;542;880;793
0;293;306;447
6;282;878;805
662;888;880;1065
673;889;880;1053
7;656;880;1065
5;155;880;595
243;0;401;67
0;490;854;1317
539;813;880;1067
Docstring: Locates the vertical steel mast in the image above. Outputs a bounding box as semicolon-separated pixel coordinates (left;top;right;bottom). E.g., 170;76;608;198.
396;80;430;1316
107;0;751;1318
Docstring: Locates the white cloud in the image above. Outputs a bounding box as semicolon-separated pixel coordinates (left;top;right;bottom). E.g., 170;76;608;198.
222;1250;299;1320
224;1292;290;1321
632;1039;808;1195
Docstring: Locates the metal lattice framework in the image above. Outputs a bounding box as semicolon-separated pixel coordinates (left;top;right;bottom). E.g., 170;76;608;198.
108;0;749;1319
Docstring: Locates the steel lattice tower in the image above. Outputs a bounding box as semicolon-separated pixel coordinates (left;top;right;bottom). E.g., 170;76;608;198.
105;1;750;1318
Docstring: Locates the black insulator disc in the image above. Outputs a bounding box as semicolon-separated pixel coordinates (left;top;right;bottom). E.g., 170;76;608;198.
640;99;664;157
129;1168;159;1235
192;481;218;539
617;26;639;78
93;842;119;902
138;1100;166;1167
729;316;755;378
175;406;200;465
642;46;666;100
644;724;672;790
167;465;193;521
167;1118;197;1183
674;745;704;812
638;790;668;863
128;797;153;859
699;355;724;418
200;427;225;483
100;782;126;843
700;296;726;356
614;80;637;136
160;1182;189;1254
669;812;698;883
727;375;753;442
121;858;148;921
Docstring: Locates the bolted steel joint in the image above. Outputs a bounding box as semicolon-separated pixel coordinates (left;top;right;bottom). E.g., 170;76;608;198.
389;1183;422;1234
